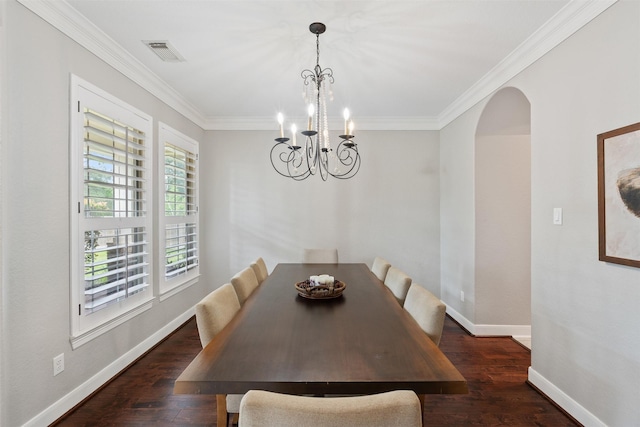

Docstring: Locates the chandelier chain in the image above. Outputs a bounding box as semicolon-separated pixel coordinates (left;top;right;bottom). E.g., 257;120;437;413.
316;33;320;70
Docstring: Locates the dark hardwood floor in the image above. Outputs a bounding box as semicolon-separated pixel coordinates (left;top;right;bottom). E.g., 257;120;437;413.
53;316;580;426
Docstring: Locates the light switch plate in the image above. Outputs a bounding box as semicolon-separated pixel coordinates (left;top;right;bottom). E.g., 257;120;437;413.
553;208;563;225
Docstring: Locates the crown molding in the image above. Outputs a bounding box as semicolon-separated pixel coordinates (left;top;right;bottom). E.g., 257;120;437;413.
437;0;618;129
16;0;208;128
203;116;441;131
18;0;617;132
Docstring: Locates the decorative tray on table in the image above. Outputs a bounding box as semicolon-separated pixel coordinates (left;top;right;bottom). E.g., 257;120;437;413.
295;276;346;300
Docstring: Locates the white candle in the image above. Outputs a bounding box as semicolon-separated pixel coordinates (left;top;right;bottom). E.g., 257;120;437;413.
343;108;350;135
348;120;354;136
307;104;314;131
277;112;284;138
291;124;297;146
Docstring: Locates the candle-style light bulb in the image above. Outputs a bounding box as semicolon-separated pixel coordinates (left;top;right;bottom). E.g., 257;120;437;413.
277;112;284;138
348;120;354;136
291;124;297;146
307;104;314;131
343;108;350;135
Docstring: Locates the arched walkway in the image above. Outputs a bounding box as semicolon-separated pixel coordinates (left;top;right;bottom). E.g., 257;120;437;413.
474;87;532;340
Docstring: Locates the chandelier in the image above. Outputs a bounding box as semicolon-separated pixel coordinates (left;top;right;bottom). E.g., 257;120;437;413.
270;22;361;181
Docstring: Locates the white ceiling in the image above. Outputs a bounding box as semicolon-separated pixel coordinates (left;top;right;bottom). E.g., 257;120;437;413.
51;0;588;129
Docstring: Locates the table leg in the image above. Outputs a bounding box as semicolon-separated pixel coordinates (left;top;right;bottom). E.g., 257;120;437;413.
216;394;229;427
418;394;425;426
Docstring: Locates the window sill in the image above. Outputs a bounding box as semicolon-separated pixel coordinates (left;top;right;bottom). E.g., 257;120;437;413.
70;298;154;350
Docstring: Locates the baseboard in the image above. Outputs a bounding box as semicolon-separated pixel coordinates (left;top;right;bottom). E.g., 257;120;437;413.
528;367;606;427
446;306;600;425
444;304;531;337
23;307;195;427
475;323;531;337
443;304;476;334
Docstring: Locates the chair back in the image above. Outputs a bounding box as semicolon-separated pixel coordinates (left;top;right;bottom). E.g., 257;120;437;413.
195;283;241;348
303;248;339;263
231;267;260;305
239;390;422;427
250;257;269;284
196;283;245;414
404;283;446;346
383;266;412;305
371;256;391;281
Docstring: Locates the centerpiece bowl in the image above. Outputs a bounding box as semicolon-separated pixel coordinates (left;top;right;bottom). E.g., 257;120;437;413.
295;279;346;299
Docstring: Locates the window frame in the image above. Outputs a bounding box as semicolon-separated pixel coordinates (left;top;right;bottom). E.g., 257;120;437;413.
70;75;154;348
157;122;200;298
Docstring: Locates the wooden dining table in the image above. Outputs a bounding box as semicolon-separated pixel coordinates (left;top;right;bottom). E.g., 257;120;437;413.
174;263;467;425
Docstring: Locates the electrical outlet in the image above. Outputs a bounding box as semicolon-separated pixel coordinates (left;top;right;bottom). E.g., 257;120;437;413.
460;290;465;302
53;353;64;376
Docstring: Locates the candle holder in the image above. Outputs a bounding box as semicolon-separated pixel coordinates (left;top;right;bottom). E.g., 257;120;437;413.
339;135;355;148
271;131;360;181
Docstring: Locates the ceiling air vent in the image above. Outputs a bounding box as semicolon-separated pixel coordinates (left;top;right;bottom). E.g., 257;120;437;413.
143;40;185;62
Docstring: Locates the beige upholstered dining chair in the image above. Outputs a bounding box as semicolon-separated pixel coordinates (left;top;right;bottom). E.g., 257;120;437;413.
250;257;269;284
194;283;244;420
371;256;392;282
230;267;260;305
303;248;339;263
238;390;422;427
195;283;241;347
383;266;412;306
404;283;447;346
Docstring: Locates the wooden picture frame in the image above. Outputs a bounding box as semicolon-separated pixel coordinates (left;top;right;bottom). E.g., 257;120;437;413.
597;122;640;268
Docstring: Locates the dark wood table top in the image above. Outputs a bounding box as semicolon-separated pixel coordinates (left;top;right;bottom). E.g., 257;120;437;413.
174;263;468;395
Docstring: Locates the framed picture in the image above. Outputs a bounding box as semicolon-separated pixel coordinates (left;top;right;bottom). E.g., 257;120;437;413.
598;122;640;268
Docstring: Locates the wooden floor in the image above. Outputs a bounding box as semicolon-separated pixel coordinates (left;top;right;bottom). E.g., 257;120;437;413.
54;316;580;426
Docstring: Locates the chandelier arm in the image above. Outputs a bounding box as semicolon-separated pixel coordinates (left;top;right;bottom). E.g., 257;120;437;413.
270;141;311;180
285;149;303;178
290;160;312;180
301;69;316;86
327;140;361;179
329;156;361;178
304;134;318;175
336;142;356;165
270;142;295;178
318;68;334;85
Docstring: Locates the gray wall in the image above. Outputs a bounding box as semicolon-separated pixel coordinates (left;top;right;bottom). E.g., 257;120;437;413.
1;2;208;425
475;134;531;326
199;130;441;293
441;1;640;425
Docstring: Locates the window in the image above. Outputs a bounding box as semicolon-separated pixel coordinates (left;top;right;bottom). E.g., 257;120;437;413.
70;75;153;346
158;123;199;296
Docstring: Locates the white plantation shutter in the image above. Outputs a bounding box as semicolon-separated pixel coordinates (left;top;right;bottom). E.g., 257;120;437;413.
83;227;149;313
164;223;198;279
84;109;147;218
164;142;197;216
159;123;199;295
71;76;153;344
